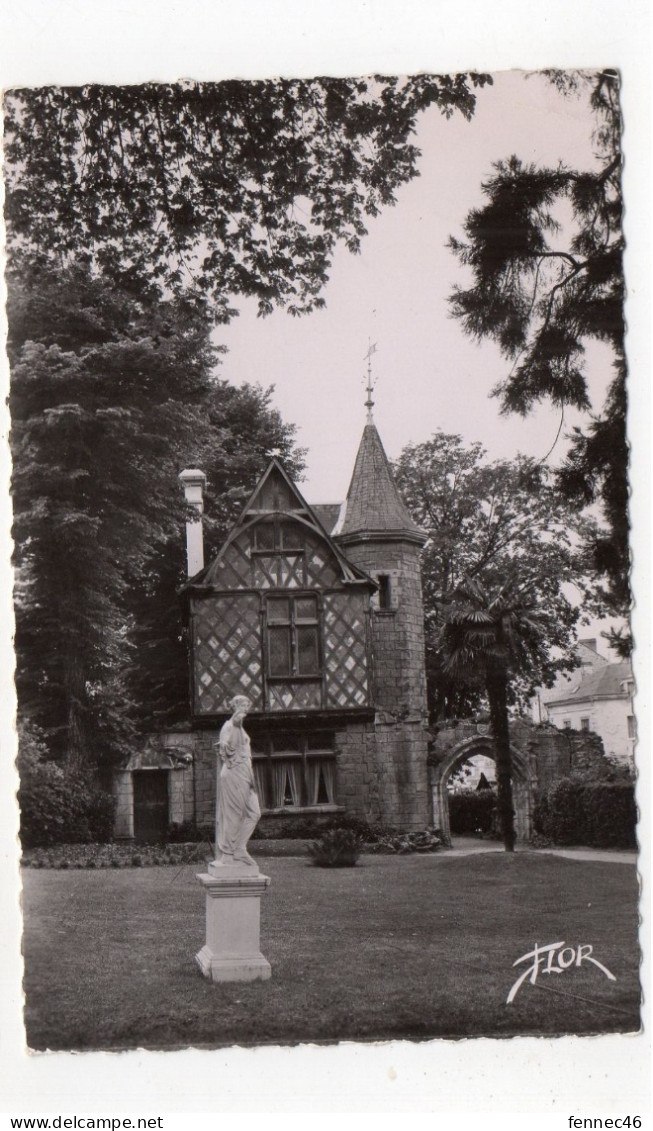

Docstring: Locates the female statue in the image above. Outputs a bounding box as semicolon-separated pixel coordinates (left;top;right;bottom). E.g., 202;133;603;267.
215;695;261;866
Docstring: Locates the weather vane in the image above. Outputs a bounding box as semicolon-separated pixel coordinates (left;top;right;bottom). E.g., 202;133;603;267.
363;340;378;420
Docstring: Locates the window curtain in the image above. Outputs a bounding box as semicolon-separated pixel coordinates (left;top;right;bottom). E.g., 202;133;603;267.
320;759;335;804
306;758;335;805
252;761;267;807
306;759;321;806
271;759;301;807
285;760;301;806
272;761;287;808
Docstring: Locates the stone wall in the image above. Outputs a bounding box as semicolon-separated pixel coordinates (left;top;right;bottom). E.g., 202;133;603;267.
427;717;621;844
114;710;431;838
545;698;635;767
331;535;430;831
429;718;616;787
343;539;428;717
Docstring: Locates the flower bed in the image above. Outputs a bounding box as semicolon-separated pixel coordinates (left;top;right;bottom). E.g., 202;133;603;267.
21;827;443;868
21;842;214;869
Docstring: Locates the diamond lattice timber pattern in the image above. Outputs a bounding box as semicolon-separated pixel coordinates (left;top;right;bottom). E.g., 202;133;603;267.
186;461;375;718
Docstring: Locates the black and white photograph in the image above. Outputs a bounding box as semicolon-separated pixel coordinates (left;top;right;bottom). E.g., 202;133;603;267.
0;0;649;1119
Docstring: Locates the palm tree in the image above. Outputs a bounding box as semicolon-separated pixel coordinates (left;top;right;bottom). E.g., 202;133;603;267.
440;576;546;852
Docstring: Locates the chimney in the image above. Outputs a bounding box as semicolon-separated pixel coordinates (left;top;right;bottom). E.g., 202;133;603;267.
179;468;206;577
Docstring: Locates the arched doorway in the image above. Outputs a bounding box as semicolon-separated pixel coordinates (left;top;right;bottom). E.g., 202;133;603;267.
430;735;534;844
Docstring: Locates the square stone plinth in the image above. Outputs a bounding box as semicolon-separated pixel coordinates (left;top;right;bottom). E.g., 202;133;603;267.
196;863;271;983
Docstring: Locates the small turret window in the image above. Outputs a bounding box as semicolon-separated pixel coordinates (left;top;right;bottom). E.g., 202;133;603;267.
370;569;398;612
378;575;392;610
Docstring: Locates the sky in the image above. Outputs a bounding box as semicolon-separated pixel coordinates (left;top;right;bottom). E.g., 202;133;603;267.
216;70;614;502
0;2;650;1115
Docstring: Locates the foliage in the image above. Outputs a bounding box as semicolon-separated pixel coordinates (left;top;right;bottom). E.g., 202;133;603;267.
394;432;587;719
533;776;637;848
448;790;498;837
440;575;553;852
9;264;303;768
307;827;362;867
7;73;491;776
4;75;490;320
364;829;442;854
166;822;214;844
23;842;212;867
18;738;115;848
448;71;629;646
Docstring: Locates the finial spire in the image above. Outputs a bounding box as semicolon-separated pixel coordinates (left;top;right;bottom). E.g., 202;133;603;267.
364;340;378;421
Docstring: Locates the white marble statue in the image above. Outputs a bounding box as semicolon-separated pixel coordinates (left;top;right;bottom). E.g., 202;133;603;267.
214;695;261;867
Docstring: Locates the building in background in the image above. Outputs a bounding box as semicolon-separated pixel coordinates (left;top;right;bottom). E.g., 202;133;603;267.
114;408;432;840
534;640;635;768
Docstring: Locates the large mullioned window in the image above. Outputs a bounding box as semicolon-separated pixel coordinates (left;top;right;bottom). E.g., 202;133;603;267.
266;594;320;678
251;731;336;811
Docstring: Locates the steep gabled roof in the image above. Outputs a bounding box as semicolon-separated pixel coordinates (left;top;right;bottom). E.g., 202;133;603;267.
181;459;374;591
334;421;425;542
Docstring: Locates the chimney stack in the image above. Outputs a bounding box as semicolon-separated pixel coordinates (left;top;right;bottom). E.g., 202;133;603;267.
179;469;206;577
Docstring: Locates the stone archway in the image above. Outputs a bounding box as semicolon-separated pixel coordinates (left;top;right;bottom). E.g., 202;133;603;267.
429;735;534;844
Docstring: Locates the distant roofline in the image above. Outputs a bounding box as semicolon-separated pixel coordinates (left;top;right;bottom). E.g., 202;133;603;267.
546;690;631;708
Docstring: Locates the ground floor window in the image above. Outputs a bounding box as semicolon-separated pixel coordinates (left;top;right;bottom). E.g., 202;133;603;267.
251;731;336;810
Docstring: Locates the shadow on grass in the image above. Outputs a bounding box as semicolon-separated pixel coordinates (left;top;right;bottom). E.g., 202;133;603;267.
21;853;641;1050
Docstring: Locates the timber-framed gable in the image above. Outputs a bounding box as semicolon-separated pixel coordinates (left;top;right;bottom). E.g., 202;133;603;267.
184;460;376;725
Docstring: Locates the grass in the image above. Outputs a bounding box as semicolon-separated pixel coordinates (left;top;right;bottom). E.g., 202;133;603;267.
21;852;640;1050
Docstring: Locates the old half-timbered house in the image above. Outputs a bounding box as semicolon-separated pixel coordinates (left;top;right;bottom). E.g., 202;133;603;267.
113;415;431;839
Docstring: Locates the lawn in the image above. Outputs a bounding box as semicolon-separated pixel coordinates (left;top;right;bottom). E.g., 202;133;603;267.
21;852;641;1050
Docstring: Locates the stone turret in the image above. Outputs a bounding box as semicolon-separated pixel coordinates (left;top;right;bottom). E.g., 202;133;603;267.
334;420;428;719
333;418;430;829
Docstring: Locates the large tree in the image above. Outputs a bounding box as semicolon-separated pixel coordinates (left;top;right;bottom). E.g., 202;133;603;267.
394;432;589;720
9;265;302;772
447;70;629;650
6;74;492;772
4;75;490;319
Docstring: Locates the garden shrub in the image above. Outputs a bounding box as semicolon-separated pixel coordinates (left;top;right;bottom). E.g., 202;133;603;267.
167;821;213;844
534;776;637;849
448;789;497;837
252;811;392;842
365;829;442;855
307;828;362;867
18;743;115;848
329;812;393;841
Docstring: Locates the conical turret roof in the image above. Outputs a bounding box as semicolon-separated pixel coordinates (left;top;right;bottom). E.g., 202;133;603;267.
335;421;425;543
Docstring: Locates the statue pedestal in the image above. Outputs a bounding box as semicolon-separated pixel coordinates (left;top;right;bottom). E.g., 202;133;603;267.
196;860;272;983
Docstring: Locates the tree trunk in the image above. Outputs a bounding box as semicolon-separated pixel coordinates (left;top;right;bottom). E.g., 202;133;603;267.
65;651;89;774
486;666;516;852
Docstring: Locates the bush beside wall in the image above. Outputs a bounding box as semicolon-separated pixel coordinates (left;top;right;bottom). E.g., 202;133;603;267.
18;750;115;849
534;776;637;849
448;789;498;837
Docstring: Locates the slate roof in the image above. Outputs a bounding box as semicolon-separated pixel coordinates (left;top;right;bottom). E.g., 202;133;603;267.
180;459;374;591
538;640;609;704
546;661;634;706
311;503;342;535
335;421;424;539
